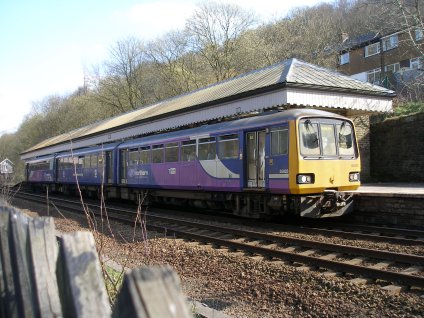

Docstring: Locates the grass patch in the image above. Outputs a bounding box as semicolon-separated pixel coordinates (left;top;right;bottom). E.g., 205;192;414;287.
104;265;124;304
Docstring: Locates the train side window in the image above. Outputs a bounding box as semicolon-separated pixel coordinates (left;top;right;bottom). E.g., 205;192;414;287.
90;154;98;168
271;128;288;156
84;156;91;168
299;121;320;156
78;156;84;169
165;142;179;162
198;137;216;160
129;148;139;165
181;140;196;162
218;134;239;159
98;153;104;169
152;144;164;163
337;123;355;156
320;124;337;156
140;146;151;164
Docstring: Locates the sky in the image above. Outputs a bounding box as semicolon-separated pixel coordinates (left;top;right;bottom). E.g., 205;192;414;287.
0;0;327;136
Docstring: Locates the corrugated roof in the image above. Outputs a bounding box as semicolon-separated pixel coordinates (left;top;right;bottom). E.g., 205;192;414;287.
22;58;394;156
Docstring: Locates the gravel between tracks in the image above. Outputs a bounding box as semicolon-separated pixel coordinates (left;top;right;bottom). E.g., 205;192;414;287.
14;199;424;318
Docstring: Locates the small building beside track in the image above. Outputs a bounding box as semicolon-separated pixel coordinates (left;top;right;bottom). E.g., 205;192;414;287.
21;58;395;180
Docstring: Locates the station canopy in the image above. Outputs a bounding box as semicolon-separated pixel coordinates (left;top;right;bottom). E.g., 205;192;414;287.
21;58;395;159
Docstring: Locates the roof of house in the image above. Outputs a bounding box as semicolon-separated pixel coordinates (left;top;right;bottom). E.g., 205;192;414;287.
0;159;14;166
21;58;395;159
340;31;380;52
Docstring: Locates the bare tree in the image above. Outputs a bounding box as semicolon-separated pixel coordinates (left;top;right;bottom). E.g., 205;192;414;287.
93;37;146;113
186;1;256;82
144;30;206;99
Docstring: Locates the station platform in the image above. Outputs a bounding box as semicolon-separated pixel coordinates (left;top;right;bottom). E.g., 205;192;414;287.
350;183;424;198
344;183;424;227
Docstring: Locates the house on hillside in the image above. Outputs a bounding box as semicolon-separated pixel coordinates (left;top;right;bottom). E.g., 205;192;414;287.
0;159;14;174
0;158;14;183
337;28;423;92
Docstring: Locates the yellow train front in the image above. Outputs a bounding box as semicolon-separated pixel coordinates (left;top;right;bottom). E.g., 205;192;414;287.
285;113;361;218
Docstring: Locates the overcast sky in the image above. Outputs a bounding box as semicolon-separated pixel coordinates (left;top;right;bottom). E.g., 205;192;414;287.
0;0;327;136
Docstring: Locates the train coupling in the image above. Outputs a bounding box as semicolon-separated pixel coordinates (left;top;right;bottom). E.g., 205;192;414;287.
299;190;354;218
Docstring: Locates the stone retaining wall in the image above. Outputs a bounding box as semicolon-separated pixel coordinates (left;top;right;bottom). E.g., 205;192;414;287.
343;194;424;227
370;113;424;182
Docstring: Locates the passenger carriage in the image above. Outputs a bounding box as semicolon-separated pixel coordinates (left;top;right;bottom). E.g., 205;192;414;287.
26;108;360;218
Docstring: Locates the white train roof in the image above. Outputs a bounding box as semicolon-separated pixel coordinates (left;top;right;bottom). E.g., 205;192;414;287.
21;58;394;160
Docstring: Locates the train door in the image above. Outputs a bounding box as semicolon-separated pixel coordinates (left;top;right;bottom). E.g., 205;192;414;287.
246;130;266;188
105;151;113;184
119;149;128;184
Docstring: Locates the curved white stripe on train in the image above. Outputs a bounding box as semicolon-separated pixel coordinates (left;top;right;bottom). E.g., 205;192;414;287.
199;158;240;179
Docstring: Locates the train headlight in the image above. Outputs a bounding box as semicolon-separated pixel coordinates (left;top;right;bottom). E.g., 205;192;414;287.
297;174;314;184
349;172;360;182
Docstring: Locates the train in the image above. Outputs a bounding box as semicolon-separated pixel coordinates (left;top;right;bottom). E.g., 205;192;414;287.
24;108;361;218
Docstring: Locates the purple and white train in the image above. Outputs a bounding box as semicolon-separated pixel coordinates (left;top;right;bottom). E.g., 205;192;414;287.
25;109;361;218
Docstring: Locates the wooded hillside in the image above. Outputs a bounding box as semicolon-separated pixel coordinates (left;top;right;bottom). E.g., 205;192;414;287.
1;0;423;180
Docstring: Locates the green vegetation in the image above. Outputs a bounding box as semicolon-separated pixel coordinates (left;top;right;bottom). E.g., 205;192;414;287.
393;102;424;116
104;265;124;304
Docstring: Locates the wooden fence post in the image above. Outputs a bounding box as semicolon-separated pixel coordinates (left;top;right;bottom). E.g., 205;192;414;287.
112;265;192;318
56;232;111;318
0;201;192;318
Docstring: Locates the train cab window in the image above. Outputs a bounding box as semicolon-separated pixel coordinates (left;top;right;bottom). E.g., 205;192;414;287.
152;144;164;163
129;148;139;165
198;137;216;160
140;146;151;164
271;128;288;156
165;142;179;162
300;121;320;156
181;140;196;162
320;124;337;156
218;134;239;159
337;123;355;157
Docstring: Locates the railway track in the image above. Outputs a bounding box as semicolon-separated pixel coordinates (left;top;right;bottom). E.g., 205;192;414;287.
13;191;424;291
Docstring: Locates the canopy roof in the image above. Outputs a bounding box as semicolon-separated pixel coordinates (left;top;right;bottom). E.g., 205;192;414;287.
22;58;395;159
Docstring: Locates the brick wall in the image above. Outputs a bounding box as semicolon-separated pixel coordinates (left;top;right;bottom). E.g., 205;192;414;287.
370;113;424;182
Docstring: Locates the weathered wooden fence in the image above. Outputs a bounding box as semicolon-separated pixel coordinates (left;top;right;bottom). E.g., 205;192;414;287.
0;200;192;318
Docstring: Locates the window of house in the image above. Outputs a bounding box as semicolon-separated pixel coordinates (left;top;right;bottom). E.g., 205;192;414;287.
181;140;196;162
165;142;179;162
382;34;398;51
415;29;423;41
365;42;380;57
218;134;239;159
367;68;381;84
198;137;216;160
410;57;422;69
271;128;288;156
339;52;349;65
384;62;400;73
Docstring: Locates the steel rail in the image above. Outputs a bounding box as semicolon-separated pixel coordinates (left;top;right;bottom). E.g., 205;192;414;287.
14;191;424;288
14;192;424;266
